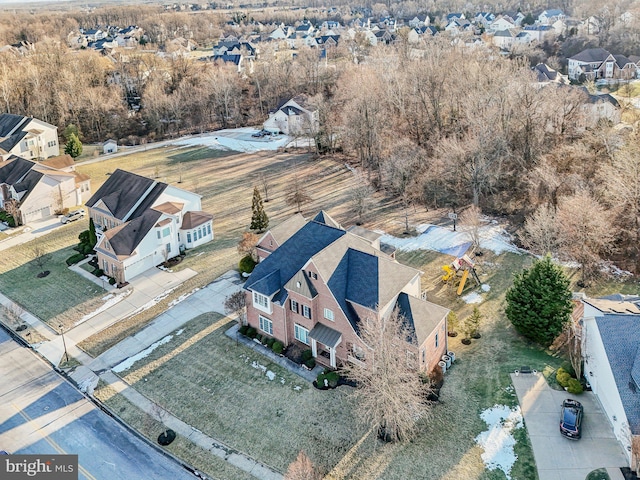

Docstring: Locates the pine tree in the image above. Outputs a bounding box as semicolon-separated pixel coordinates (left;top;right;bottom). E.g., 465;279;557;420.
505;255;573;346
250;186;269;232
88;218;97;248
465;306;483;339
64;133;83;158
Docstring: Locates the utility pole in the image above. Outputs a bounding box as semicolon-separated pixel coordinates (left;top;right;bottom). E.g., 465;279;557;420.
59;324;69;363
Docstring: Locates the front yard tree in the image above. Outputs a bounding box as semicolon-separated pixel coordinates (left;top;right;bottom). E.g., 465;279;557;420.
64;133;83;158
224;290;247;328
285;174;311;214
505;255;573;347
284;450;322;480
31;244;52;277
250;186;269;232
237;231;259;261
342;308;432;443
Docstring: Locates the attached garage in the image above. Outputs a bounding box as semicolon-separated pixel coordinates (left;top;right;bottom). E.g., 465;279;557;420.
124;254;156;281
22;206;51;223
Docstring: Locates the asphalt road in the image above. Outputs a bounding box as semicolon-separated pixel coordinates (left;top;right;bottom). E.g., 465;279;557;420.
0;329;196;480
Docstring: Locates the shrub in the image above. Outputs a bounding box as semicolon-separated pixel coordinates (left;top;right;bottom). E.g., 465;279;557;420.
66;253;86;266
238;325;249;336
271;341;284;355
92;268;104;277
256;333;263;342
301;349;313;362
326;371;339;388
266;338;275;348
567;378;584;394
108;277;116;285
246;327;257;339
556;371;572;388
261;336;269;346
304;358;316;369
238;255;257;274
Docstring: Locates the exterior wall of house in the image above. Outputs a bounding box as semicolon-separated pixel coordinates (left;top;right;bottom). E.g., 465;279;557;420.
256;232;278;261
11;122;59;160
20;175;77;222
180;220;213;249
419;319;448;372
264;110;290;134
583;316;633;464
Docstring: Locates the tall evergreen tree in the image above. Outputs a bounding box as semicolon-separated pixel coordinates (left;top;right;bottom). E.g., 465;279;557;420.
505;255;573;346
250;186;269;232
64;133;83;158
88;218;97;248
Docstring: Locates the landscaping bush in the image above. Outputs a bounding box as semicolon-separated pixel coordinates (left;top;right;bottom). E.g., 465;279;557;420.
266;338;275;348
271;341;284;355
326;371;339;388
301;349;313;362
556;368;572;388
108;277;116;285
92;268;104;277
567;378;584;394
261;336;269;346
256;333;263;342
66;253;86;266
304;357;316;369
238;325;249;336
0;211;16;227
238;255;257;274
246;327;257;339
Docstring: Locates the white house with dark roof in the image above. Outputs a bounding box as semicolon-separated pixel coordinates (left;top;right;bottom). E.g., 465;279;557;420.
86;169;213;282
0;114;59;161
245;211;449;371
581;294;640;473
263;95;318;135
0;155;89;224
568;48;637;81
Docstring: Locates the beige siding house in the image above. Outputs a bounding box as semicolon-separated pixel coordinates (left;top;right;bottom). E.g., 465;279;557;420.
0;114;60;161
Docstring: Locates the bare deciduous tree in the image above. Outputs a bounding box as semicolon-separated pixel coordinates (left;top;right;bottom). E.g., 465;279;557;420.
550;307;582;379
224;290;247;327
284;451;322;480
350;171;373;225
342;308;432;443
285;174;311;214
237;231;259;261
31;244;52;276
460;204;483;251
521;204;562;256
259;172;271;203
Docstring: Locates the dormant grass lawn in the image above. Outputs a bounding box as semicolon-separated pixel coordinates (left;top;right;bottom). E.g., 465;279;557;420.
110;312;361;474
0;221;108;331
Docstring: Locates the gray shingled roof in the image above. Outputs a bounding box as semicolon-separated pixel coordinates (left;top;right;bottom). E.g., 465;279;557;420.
308;322;341;348
0;156;35;185
595;315;640;434
86;169;160;220
570;48;611;63
107;210;162;256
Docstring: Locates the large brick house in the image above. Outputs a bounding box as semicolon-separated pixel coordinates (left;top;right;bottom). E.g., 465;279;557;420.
244;211;449;371
567;48;637;82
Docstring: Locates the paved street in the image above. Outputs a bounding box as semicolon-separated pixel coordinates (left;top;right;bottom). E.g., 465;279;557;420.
0;328;196;480
512;373;628;480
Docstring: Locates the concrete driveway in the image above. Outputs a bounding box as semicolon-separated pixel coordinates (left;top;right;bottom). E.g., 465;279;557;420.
512;373;628;480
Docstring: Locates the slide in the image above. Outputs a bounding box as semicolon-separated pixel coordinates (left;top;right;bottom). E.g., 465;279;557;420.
457;269;470;295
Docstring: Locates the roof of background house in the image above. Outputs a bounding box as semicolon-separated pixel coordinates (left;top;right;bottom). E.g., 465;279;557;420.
13;169;43;202
570;48;611;63
265;213;307;246
533;63;559;82
213;54;242;65
40;154;74;171
584;297;640;314
181;211;213;229
594;314;640;434
613;54;634;68
104;209;162;256
396;293;450;345
0;156;35;184
86;169;159;220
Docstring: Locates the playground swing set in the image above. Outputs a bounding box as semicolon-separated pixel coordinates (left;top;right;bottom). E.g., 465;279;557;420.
441;254;481;295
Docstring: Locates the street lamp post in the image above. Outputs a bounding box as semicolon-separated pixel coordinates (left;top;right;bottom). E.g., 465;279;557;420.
59;324;69;363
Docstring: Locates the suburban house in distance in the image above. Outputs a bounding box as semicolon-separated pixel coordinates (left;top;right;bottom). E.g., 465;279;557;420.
0;114;60;161
567;48;637;82
86;169;213;283
580;293;640;473
263;95;318;135
244;211;449;371
0;155;90;224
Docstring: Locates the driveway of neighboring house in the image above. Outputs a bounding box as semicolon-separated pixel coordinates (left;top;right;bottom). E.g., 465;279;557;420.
512;373;628;480
0;215;65;251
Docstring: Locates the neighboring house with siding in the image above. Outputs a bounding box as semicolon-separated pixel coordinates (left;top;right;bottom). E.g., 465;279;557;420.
86;169;213;283
0;114;59;161
0;155;89;224
581;294;640;473
244;211;449;371
568;48;637;82
263;95;318;135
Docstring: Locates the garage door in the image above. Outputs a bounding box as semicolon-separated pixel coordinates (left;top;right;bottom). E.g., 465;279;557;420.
23;206;51;223
125;254;156;281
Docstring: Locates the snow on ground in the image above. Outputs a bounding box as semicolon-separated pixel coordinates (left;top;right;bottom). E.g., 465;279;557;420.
173;127;291;153
125;287;176;319
475;405;523;480
266;371;276;381
462;292;483;304
74;289;133;327
379;222;520;257
481;284;491;292
168;287;200;308
112;334;174;373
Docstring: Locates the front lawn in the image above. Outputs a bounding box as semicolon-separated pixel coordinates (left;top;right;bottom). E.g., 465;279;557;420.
0;223;107;330
110;312;361;473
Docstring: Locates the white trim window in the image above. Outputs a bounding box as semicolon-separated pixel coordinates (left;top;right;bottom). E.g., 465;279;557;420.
259;315;273;335
294;324;309;345
290;299;299;313
302;305;312;319
253;291;270;313
323;308;334;321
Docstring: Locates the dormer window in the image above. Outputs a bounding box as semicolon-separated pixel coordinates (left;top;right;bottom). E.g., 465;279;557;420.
253;291;271;313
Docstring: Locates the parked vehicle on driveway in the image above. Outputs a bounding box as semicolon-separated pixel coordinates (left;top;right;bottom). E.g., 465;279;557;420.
60;210;85;224
560;399;583;439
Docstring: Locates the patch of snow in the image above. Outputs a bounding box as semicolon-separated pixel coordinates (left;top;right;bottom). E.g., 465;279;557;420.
74;289;133;326
176;329;184;335
280;377;285;384
266;371;276;381
294;385;302;391
481;284;491;292
168;287;200;308
125;288;175;319
158;265;173;273
112;334;174;373
174;127;291;153
462;292;483;304
379;222;521;256
77;377;96;394
101;294;114;301
475;405;523;480
251;361;267;373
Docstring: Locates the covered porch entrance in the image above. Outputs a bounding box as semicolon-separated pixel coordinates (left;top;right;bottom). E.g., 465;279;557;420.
308;323;342;369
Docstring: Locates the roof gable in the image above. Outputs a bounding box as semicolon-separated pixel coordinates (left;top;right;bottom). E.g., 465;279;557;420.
0;156;36;185
86;169;159;220
107;210;163;256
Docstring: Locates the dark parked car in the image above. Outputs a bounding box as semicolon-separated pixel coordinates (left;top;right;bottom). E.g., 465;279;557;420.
560;399;583;439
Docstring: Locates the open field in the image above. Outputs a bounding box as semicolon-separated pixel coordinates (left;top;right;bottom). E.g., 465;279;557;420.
110;313;361;474
76;144;437;356
0;221;109;330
